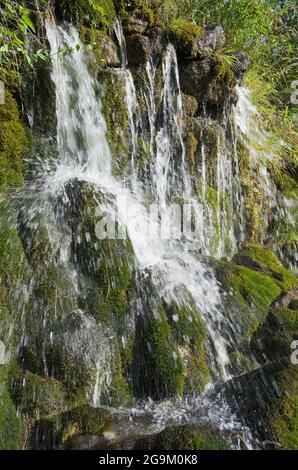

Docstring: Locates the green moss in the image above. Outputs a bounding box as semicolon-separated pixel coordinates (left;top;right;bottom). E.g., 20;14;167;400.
34;405;111;447
165;300;209;392
271;308;298;333
134;306;185;399
170;18;205;56
239;243;298;291
99;69;129;177
216;259;282;340
186;132;198;174
13;372;66;421
79;27;109;65
267;365;298;450
237;140;264;241
0;91;28;191
0;366;22;450
232;266;281;313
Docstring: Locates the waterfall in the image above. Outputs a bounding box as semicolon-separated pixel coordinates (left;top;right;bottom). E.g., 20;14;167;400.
43;17;234;385
114;19;139;173
46;22;112;176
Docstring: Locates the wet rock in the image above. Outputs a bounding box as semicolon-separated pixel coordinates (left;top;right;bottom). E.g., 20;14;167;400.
234;52;249;79
179;58;230;106
12;372;65;421
145;26;168;60
31;405;111;450
21;308;116;402
171;23;225;59
98;33;121;68
123;12;148;35
196;26;225;58
182;93;198;127
126;34;151;67
222;359;298;444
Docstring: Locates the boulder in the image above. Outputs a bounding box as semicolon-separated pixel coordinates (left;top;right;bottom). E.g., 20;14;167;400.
196;25;225;58
31;405;111;450
179;58;229;106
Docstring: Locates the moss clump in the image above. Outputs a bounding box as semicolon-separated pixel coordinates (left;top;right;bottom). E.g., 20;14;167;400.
13;372;66;421
99;70;129;177
230;266;281;314
32;405;111;449
0;366;22;450
271;308;298;334
156;424;231;450
165;300;209;392
170;18;205;56
133;307;185;399
239;243;298;291
0;91;28;191
216;259;282;340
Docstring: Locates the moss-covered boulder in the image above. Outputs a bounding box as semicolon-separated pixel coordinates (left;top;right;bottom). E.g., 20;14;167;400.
132;276;209;398
169;18;205;58
12;372;66;421
79;27;121;67
234;243;298;292
31;405;111;450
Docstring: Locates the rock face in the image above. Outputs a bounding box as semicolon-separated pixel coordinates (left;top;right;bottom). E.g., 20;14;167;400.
98;33;121;67
123;12;149;35
126;35;151;66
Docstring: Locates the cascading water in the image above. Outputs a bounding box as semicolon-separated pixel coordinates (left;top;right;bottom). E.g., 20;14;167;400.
7;14;267;449
114;19;139;172
45;19;233;388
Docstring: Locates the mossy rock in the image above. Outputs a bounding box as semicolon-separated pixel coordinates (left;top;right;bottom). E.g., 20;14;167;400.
216;259;282;340
164;299;209;392
133;305;185;399
225;360;298;448
98;69;129;176
0;91;28;191
229;351;254;375
0;366;22;450
79;27;120;67
169;18;205;57
155;424;231;450
31;405;111;450
12;372;66;421
236;244;298;291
